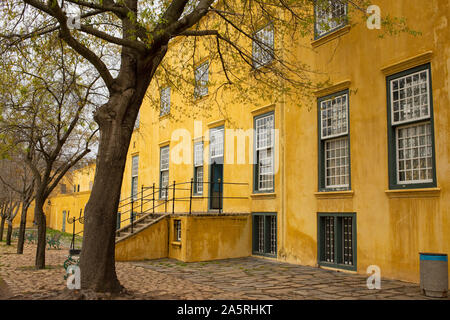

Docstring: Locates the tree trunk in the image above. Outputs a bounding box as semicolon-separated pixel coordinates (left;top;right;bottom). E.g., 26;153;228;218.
0;217;5;242
17;204;28;254
79;115;133;293
34;196;46;269
6;222;12;246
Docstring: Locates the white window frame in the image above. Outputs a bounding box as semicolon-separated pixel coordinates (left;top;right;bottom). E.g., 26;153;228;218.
160;87;171;116
255;113;274;192
389;69;431;126
315;0;347;38
209;127;224;160
194;61;209;98
194;141;204;194
160;146;170;199
131;155;139;200
252;23;274;69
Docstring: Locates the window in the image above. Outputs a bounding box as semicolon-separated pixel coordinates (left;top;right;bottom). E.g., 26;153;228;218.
318;91;350;191
131;155;139;200
174;220;181;241
77;184;80;192
193;141;204;195
252;213;277;257
160;146;170;199
387;64;436;189
210;127;224;160
318;213;356;270
254;113;275;192
60;184;67;194
252;23;274;69
194;61;209;98
315;0;347;38
160;87;171;116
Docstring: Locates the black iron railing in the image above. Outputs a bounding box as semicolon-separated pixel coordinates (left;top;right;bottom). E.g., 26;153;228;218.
66;209;84;255
116;179;248;235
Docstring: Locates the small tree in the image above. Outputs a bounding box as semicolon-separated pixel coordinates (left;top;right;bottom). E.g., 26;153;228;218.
0;34;100;268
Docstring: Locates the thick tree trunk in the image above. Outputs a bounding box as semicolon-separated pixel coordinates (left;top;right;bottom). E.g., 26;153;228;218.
34;197;46;269
17;205;28;254
6;222;12;246
0;217;5;242
79;112;134;293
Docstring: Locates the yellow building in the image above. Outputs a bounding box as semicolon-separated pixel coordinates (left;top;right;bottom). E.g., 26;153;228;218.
43;0;449;287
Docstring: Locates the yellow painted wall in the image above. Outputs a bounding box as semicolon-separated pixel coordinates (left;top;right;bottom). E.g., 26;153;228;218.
115;216;169;261
281;0;450;286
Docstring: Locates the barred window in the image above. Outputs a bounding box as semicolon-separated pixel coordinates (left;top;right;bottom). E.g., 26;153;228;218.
252;23;274;69
255;113;274;192
387;64;436;188
131;155;139;200
160;146;169;199
194;62;209;98
315;0;347;37
194;141;204;194
318;91;350;190
174;220;181;241
318;213;355;269
160;87;171;116
252;213;277;257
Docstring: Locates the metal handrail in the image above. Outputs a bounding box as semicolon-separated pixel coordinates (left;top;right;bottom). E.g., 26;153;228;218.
115;178;249;235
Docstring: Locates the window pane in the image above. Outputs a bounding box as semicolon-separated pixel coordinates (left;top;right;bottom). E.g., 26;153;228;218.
324;216;335;263
210;128;224;158
253;24;274;68
160;87;171;116
342;217;353;265
194;142;204;166
195;62;209;97
325;137;349;188
315;0;347;36
320;93;348;139
196;166;203;194
160;146;170;171
396;122;433;184
390;70;430;125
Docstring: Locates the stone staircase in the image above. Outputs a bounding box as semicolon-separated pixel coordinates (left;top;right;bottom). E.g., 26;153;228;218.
115;213;167;243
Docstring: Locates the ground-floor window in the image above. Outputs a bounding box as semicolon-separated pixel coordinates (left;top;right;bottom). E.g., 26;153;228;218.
317;212;356;270
252;212;277;257
174;220;181;241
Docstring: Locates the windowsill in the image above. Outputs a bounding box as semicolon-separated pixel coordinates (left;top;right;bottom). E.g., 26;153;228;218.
171;241;181;247
314;190;354;199
192;194;204;199
251;192;276;199
159;113;170;120
385;187;441;198
250;59;275;73
311;25;351;48
318;263;357;273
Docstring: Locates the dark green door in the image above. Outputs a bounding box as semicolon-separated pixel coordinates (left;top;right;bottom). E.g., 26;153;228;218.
209;161;223;210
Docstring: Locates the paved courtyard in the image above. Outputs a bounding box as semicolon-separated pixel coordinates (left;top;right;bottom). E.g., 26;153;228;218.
134;258;444;300
0;241;448;300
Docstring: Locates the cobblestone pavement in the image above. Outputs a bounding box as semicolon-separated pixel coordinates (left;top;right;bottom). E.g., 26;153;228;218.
134;258;449;300
0;241;448;300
